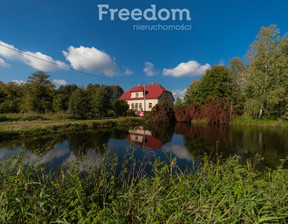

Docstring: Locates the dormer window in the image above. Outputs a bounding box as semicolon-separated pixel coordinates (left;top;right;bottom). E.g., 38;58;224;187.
131;92;142;98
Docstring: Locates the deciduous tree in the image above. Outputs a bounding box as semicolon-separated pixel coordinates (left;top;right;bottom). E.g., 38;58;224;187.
113;99;129;116
245;25;288;119
68;88;90;119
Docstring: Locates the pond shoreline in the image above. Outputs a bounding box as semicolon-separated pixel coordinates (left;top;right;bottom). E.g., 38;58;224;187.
232;116;288;127
1;114;288;141
0;117;144;140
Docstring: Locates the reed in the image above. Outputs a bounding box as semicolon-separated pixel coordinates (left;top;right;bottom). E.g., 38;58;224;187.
0;147;288;223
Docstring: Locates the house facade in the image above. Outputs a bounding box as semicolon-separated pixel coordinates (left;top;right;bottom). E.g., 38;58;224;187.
120;82;174;111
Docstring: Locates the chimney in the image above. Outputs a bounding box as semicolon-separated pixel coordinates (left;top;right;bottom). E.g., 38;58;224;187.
138;84;142;87
152;82;155;85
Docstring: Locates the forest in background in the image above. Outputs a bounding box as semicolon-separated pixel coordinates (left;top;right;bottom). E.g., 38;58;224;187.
0;71;131;119
1;25;288;122
179;25;288;120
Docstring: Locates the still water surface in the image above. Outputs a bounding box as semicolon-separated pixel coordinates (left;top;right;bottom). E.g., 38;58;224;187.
1;123;288;170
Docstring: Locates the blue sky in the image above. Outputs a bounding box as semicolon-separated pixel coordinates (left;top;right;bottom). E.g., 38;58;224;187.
0;0;288;99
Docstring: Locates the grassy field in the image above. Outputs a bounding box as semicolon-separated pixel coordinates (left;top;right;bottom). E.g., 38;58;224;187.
0;113;143;138
0;112;72;122
233;116;288;127
0;149;288;223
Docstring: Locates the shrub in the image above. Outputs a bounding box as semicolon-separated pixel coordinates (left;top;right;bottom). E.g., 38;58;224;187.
201;98;231;124
174;106;190;122
147;100;174;124
126;109;136;117
107;110;116;117
175;98;232;124
113;99;129;116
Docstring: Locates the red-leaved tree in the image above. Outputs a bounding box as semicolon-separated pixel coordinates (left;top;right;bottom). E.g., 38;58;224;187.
175;98;232;124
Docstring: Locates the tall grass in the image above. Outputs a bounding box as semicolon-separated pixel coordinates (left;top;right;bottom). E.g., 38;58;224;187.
1;147;288;223
233;116;288;127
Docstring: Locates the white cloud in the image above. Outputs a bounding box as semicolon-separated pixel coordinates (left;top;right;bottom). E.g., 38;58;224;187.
163;60;210;77
12;80;25;85
124;67;133;75
12;79;68;86
0;41;22;60
23;51;68;71
144;62;159;76
0;41;68;71
52;79;68;86
218;58;225;66
0;58;10;67
164;145;193;161
172;88;187;100
63;46;117;76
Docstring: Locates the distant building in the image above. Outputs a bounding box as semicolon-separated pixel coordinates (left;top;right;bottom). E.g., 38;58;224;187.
120;82;174;111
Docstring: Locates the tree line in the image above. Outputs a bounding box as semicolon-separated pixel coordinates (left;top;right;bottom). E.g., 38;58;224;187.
0;71;130;119
2;25;287;121
182;25;288;119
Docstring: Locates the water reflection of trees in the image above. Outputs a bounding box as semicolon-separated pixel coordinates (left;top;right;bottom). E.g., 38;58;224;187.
1;124;288;169
231;126;288;169
55;128;129;156
176;123;288;169
175;123;232;159
68;130;113;156
145;123;174;145
0;134;66;154
1;128;129;156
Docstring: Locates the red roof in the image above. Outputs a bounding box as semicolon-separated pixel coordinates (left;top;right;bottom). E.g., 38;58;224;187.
126;134;163;149
120;84;173;100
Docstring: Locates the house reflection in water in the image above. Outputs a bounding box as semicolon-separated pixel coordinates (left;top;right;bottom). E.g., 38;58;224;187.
127;127;164;150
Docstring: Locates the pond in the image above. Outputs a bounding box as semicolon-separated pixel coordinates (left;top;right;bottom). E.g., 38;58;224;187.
1;123;288;171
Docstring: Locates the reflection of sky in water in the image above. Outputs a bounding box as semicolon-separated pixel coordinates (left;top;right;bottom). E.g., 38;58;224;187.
1;125;288;170
22;142;71;170
0;147;20;161
108;134;198;172
164;134;193;161
0;133;196;172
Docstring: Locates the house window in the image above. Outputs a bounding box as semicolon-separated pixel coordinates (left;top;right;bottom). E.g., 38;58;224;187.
149;103;152;108
135;103;138;110
139;103;142;109
132;103;134;109
136;93;139;97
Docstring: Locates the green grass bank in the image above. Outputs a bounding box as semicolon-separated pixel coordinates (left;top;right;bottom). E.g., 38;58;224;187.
232;116;288;127
0;113;144;139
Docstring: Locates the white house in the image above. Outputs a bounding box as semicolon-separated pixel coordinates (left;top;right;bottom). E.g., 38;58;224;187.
120;82;174;111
